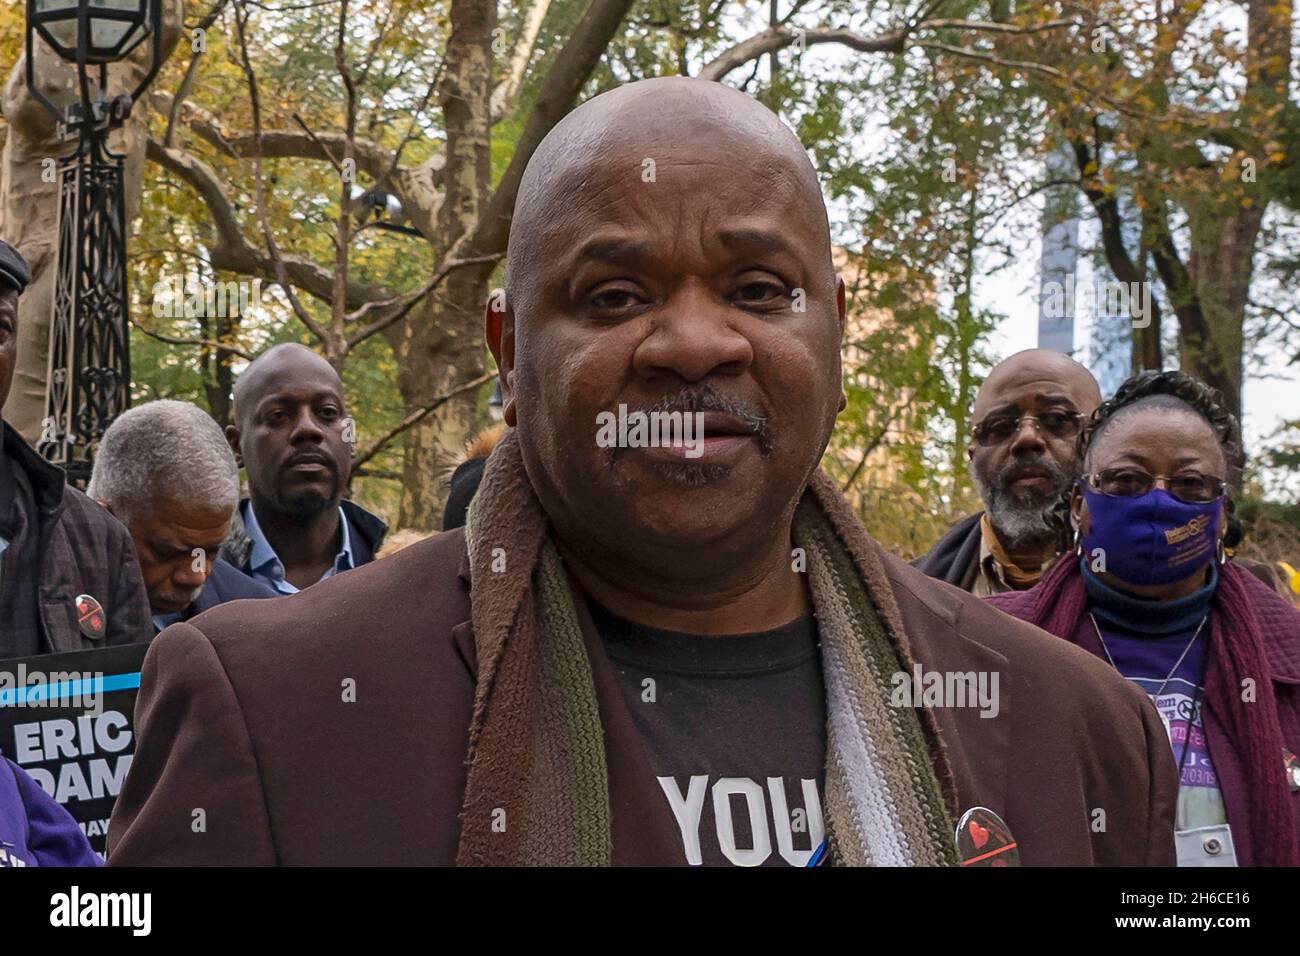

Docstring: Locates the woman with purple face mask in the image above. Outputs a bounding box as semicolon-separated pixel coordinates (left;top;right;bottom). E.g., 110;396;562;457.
987;370;1300;867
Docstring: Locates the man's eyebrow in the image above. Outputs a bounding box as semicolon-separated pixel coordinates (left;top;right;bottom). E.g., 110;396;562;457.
715;227;796;257
573;238;655;264
982;402;1020;419
986;394;1077;417
149;538;191;555
254;387;341;411
253;393;289;415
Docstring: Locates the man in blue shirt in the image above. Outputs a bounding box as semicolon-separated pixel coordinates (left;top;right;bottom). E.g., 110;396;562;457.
220;344;387;593
87;400;276;631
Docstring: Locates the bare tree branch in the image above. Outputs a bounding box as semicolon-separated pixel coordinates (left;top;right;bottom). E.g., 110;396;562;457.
130;317;254;361
165;0;232;149
491;0;553;122
700;26;908;81
290;113;344;174
697;18;1083;84
331;0;359;350
914;40;1171;123
465;0;638;269
145;137;390;311
345;253;504;349
231;0;330;347
376;63;444;197
353;372;498;468
190;122;397;183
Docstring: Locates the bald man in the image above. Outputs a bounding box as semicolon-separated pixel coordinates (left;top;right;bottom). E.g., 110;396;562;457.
219;343;387;593
108;79;1174;867
917;349;1102;595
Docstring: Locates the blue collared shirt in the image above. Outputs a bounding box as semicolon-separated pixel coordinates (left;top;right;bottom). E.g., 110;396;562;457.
241;499;355;595
152;610;184;634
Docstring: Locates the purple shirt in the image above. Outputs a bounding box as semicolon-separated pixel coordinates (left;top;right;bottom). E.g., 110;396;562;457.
1083;563;1226;831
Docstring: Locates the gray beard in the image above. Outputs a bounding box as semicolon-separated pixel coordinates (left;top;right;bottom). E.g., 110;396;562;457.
971;468;1061;553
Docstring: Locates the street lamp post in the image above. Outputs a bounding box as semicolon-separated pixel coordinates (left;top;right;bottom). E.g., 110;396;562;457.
25;0;163;484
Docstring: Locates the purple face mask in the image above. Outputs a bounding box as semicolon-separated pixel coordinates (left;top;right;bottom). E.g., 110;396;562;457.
1079;485;1222;586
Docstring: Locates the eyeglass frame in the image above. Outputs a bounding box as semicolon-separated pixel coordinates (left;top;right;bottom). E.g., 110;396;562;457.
970;409;1084;447
1079;468;1228;503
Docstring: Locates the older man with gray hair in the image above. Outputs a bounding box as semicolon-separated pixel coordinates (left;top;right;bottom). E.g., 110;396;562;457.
88;400;275;633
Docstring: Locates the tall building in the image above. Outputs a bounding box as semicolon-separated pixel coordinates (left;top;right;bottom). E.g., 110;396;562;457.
1035;142;1133;396
1036;144;1079;355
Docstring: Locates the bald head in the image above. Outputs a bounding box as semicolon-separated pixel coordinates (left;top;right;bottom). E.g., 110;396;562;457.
505;77;832;315
973;349;1101;421
233;343;341;429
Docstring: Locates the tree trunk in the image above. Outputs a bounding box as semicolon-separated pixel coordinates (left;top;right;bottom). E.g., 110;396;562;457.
1175;0;1290;425
396;0;495;530
200;310;237;428
1183;208;1261;422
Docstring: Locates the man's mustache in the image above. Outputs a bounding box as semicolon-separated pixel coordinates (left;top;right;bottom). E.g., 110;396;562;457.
284;449;337;473
155;586;203;609
995;453;1070;492
610;384;772;454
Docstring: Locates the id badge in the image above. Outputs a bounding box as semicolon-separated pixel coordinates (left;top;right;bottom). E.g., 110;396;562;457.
1174;823;1238;867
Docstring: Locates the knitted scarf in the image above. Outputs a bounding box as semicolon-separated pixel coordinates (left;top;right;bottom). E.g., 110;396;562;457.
1001;554;1300;867
456;429;958;866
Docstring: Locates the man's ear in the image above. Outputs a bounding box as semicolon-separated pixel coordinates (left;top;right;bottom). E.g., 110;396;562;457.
225;424;244;468
486;287;517;427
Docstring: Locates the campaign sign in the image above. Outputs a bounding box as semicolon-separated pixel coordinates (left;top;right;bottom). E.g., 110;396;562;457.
0;644;148;857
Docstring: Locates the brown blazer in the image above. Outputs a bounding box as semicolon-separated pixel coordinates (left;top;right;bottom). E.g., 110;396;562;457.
106;527;1177;866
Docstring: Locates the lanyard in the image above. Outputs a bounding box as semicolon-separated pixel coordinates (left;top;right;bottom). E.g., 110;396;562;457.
1090;612;1209;776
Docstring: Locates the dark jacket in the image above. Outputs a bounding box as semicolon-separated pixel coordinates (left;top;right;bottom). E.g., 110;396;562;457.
186;558;277;618
219;498;388;578
0;423;152;657
442;456;486;531
913;511;984;591
0;757;101;867
108;526;1177;866
167;558;276;631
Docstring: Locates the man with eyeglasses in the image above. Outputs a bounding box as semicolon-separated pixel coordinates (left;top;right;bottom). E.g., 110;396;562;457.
917;349;1102;595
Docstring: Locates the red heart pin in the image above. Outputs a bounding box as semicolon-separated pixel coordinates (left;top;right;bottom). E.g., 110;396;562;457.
956;807;1020;866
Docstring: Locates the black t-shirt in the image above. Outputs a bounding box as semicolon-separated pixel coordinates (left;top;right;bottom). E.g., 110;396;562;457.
593;603;828;867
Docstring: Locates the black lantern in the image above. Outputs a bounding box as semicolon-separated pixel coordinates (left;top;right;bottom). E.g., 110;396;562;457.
25;0;163;484
29;0;154;65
